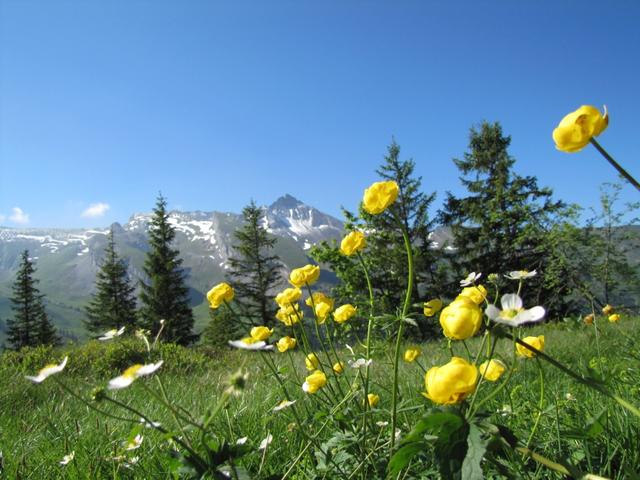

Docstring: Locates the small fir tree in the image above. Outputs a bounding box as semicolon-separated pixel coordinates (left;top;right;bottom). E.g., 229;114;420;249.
227;200;282;326
202;306;239;349
6;250;60;349
85;227;138;334
139;195;197;345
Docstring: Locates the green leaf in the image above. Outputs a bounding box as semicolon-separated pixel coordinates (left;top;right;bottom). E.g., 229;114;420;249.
388;441;428;475
461;424;487;480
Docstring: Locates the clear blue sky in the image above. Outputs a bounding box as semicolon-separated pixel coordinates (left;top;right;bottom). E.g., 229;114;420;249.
1;1;639;228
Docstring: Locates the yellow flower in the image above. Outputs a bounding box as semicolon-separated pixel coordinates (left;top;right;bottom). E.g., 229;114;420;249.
439;297;483;340
552;105;609;153
333;304;357;323
276;303;303;326
457;285;487;305
275;287;302;308
367;393;380;408
584;314;595;325
478;359;506;382
289;264;320;287
305;353;320;370
25;356;68;383
422;357;478;405
333;361;345;374
516;335;545;358
305;292;334;309
423;299;443;317
403;346;421;363
608;313;620;323
362;180;399;215
276;336;297;353
314;302;332;324
340;231;367;256
207;282;235;309
302;370;327;394
602;304;614;315
108;361;164;389
250;326;273;342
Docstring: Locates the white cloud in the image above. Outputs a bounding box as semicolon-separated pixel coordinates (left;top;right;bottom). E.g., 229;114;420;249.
9;207;29;225
0;214;5;223
81;203;110;218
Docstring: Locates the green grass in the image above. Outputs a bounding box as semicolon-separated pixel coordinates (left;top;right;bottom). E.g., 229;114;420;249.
1;318;639;479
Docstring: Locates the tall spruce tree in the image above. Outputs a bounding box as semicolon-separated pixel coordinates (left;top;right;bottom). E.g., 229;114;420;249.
439;122;571;314
227;200;281;326
85;227;138;334
6;250;60;349
139;195;197;345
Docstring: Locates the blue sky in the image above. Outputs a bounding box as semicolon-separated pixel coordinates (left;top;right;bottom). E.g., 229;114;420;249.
1;1;639;228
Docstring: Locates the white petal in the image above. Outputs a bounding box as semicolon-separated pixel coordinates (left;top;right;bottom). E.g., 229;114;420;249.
259;434;273;450
236;437;248;445
513;306;545;325
25;356;68;383
273;399;296;411
500;293;522;310
228;340;273;350
136;361;163;376
485;304;501;320
302;381;310;392
108;375;135;390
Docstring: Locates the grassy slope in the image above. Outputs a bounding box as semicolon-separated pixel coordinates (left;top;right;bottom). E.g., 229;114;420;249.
1;318;639;479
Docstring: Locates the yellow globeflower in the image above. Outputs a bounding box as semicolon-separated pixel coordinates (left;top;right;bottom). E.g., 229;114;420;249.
250;326;273;342
552;105;608;153
333;361;345;374
423;299;443;317
314;302;332;324
367;393;380;408
302;370;327;394
584;314;595;325
478;359;506;382
305;292;334;310
275;287;302;308
362;180;399;215
516;335;545;358
439;296;483;340
422;357;478;405
305;353;320;370
458;285;487;305
340;231;367;256
276;336;297;353
608;313;620;323
289;264;320;287
333;304;357;323
207;282;234;309
276;303;303;326
602;304;614;315
403;346;421;363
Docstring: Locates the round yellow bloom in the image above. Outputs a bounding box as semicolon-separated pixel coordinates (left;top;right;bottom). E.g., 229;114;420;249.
552;105;608;153
403;346;421;363
305;353;320;370
439;297;483;340
458;285;487;305
362;180;399;215
584;314;595;325
250;326;273;342
275;287;302;308
516;335;545;358
333;304;357;323
478;359;506;382
340;231;367;256
333;361;345;374
423;357;478;405
423;299;443;317
314;302;332;324
305;292;334;310
276;303;303;326
289;264;320;287
367;393;380;408
303;370;327;394
602;304;614;315
608;313;620;323
276;336;297;353
207;282;234;309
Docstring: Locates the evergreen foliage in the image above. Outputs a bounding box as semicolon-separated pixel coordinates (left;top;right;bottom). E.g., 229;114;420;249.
6;250;60;349
227;200;282;326
202;306;239;348
85;227;138;334
139;195;198;345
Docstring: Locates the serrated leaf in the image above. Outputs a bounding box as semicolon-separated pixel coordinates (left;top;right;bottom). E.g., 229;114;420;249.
388;441;428;475
461;424;487;480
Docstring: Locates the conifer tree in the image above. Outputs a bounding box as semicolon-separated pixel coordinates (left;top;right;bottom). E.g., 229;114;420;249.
227;200;281;326
6;250;60;349
139;195;197;345
85;227;138;334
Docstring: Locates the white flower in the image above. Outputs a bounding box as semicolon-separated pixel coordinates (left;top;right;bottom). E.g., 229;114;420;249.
124;456;139;469
25;356;68;383
124;434;143;451
140;417;161;428
60;451;75;465
98;326;125;341
485;294;545;326
259;434;273;451
348;358;373;369
504;270;537;280
565;393;576;401
460;272;482;286
376;421;389;428
498;405;512;417
108;361;164;390
236;437;248;445
228;340;274;351
273;399;296;412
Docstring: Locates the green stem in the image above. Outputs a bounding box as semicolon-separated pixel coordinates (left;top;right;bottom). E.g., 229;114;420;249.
590;138;640;193
524;358;545;451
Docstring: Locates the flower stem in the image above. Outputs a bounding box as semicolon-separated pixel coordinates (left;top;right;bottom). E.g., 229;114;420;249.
590;138;640;193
